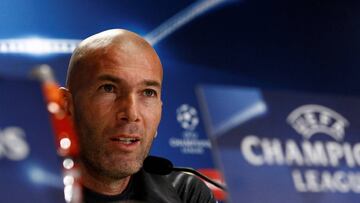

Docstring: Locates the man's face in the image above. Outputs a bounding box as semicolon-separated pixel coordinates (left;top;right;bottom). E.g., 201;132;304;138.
69;45;162;180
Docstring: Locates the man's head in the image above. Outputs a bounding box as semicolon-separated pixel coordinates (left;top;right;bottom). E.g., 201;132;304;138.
63;29;163;184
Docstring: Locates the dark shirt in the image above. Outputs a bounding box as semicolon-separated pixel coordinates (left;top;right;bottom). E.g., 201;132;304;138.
83;168;216;203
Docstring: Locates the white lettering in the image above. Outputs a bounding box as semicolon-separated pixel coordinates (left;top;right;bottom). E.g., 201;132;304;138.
343;142;355;167
353;143;360;166
292;170;360;193
0;127;30;160
333;171;350;193
241;135;264;166
326;142;343;167
285;140;304;166
305;170;320;192
292;170;307;192
302;141;328;166
241;135;360;168
261;138;284;165
319;171;335;192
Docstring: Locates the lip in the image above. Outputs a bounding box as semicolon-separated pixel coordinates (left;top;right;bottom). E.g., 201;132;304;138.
108;134;141;152
110;134;141;140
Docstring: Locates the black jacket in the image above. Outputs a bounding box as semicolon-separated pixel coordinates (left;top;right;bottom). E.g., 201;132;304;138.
83;168;217;203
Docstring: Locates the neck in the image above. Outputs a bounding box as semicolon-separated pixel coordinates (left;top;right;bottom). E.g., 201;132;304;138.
79;162;131;196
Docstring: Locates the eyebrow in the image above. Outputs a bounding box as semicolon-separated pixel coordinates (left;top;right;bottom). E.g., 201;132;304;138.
143;80;162;88
98;74;121;83
97;74;161;88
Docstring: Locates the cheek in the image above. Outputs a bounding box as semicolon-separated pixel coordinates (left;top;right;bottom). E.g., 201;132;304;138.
74;101;110;154
74;96;113;135
86;96;116;121
144;105;162;132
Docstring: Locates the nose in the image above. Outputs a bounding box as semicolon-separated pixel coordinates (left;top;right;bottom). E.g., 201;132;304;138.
116;94;140;123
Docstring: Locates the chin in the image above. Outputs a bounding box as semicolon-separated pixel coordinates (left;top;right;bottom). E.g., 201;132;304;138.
105;160;142;179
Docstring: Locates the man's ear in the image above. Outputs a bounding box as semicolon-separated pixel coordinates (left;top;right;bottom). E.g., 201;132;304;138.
59;87;74;117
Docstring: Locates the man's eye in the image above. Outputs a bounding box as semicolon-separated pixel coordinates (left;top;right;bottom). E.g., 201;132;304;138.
143;89;157;97
100;84;115;93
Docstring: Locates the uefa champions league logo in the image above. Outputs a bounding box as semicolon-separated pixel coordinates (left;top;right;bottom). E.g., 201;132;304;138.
240;103;360;193
176;104;199;131
169;104;211;154
287;104;349;141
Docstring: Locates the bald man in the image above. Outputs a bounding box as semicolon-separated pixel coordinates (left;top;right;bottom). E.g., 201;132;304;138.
61;29;216;203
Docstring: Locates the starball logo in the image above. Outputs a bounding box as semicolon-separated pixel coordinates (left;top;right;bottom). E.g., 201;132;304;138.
176;104;200;131
169;104;211;154
240;104;360;193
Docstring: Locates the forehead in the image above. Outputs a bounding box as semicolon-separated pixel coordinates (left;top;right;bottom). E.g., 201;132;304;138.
75;45;163;88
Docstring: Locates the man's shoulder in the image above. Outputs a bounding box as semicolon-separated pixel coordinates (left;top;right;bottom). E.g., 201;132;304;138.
136;169;216;203
164;171;217;203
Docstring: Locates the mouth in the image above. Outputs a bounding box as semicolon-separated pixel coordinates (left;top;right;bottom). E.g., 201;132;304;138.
110;137;140;145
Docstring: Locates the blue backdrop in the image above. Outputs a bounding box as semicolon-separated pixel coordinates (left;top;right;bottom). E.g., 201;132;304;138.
0;0;359;202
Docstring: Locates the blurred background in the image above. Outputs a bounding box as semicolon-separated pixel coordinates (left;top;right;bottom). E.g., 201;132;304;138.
0;0;359;202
